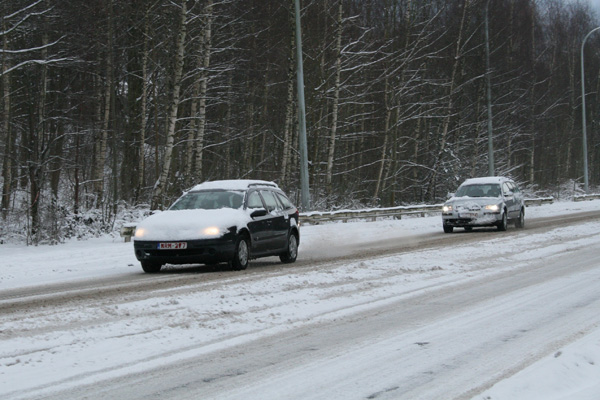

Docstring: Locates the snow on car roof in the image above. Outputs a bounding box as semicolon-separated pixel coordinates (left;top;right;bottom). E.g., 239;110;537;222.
190;179;279;191
460;176;511;186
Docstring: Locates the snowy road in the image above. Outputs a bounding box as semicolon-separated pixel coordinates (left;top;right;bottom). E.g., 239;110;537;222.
1;201;600;399
170;246;600;400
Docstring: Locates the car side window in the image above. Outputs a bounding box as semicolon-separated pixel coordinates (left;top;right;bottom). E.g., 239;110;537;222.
488;185;501;197
260;190;281;213
247;191;264;209
503;182;512;196
276;192;293;209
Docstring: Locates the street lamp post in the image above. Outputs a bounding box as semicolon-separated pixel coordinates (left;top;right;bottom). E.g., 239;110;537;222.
294;0;311;210
484;0;495;176
580;27;600;194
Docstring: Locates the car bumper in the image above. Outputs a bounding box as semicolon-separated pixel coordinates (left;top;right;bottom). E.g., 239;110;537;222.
442;211;501;227
134;238;237;265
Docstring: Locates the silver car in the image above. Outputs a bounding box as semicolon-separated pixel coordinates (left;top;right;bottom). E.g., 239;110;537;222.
442;177;525;233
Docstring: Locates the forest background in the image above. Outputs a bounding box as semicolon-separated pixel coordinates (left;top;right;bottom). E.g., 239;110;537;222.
1;0;600;244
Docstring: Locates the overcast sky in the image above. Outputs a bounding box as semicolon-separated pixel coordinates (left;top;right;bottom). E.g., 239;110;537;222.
587;0;600;12
569;0;600;12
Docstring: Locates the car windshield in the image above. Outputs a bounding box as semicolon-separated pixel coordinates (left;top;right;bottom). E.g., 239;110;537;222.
169;190;245;210
455;183;501;198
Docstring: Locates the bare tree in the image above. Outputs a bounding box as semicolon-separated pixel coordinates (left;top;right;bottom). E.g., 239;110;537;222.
191;0;214;184
151;0;188;209
91;0;114;209
280;0;296;186
326;0;344;196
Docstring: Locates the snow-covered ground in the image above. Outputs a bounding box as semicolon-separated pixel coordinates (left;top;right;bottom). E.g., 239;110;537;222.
1;200;599;399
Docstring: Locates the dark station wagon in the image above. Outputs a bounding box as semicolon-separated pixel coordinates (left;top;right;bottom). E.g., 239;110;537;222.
134;180;300;273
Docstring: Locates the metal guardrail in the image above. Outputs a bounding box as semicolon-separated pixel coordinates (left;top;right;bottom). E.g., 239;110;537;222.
573;194;600;202
119;197;556;239
523;197;555;206
299;197;555;225
300;204;442;225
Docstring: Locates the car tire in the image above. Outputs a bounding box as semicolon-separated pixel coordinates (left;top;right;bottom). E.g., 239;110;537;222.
280;232;298;264
230;234;249;271
443;225;454;233
497;211;508;231
141;261;162;274
515;208;525;228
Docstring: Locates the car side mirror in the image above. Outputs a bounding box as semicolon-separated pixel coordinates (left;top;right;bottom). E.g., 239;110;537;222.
251;209;268;218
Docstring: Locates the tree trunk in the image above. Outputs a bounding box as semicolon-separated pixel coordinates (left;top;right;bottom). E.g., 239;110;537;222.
50;122;65;200
93;0;114;208
137;7;151;199
471;84;483;177
1;14;12;218
243;84;256;175
151;0;187;209
185;60;201;183
29;30;49;242
193;0;213;184
528;4;537;184
326;0;343;196
314;0;329;194
224;71;233;176
281;3;296;185
374;77;391;202
259;70;269;175
74;128;80;217
425;0;469;200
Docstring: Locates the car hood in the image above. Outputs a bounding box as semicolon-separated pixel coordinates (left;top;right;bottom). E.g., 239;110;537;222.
446;196;501;209
133;209;250;241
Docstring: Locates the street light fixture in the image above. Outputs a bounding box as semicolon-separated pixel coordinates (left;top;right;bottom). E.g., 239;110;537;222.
580;26;600;194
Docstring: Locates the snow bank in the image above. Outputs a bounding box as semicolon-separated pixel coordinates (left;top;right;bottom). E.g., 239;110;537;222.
0;199;599;400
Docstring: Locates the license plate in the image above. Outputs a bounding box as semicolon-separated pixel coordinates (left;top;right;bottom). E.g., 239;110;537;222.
158;242;187;250
459;213;477;219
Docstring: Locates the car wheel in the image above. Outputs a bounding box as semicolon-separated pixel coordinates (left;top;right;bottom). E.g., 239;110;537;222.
443;225;454;233
141;261;162;274
230;234;249;271
515;208;525;228
497;211;508;231
280;232;298;264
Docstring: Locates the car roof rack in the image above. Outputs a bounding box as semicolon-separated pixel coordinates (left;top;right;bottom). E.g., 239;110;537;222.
248;182;277;188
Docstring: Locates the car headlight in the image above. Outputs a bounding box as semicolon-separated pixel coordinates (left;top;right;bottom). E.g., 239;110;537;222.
442;205;453;213
485;204;500;212
134;228;146;238
202;226;222;236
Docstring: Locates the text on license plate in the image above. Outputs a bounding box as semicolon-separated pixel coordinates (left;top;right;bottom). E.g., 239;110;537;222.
459;213;477;219
158;242;187;250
